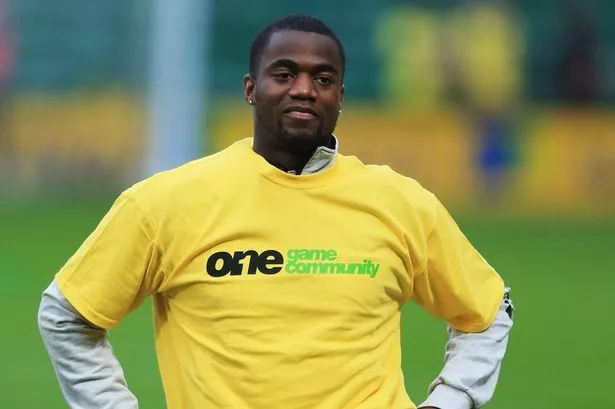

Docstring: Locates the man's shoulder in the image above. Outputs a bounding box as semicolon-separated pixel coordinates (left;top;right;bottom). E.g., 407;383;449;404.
121;139;247;209
339;153;431;195
141;139;244;184
337;153;438;219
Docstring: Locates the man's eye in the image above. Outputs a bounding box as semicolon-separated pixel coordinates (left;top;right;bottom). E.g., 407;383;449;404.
315;76;333;85
273;72;293;80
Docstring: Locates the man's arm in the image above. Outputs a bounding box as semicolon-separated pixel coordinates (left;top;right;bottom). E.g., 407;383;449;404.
409;193;515;408
419;289;514;409
38;280;138;409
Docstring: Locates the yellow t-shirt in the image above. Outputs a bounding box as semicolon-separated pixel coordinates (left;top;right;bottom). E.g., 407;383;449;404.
56;138;504;409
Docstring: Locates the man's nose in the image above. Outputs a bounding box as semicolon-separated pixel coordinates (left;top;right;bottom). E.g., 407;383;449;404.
289;73;316;99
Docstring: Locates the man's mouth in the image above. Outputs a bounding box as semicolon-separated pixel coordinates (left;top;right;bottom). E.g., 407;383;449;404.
284;107;318;120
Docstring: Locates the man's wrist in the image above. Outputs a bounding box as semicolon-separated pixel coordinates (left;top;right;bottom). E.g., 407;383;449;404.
418;384;473;409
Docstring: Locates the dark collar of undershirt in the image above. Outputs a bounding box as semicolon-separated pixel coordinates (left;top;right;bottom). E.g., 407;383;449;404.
267;135;339;175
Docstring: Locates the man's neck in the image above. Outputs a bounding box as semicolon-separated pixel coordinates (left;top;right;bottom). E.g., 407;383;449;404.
252;134;335;175
252;140;312;174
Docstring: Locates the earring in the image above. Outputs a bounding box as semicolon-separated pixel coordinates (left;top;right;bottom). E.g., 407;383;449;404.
248;98;254;105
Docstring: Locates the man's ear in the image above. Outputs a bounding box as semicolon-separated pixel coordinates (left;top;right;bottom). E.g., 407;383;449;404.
244;74;256;105
339;84;345;111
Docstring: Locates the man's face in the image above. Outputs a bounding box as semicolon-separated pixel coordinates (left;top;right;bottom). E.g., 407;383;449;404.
244;31;344;153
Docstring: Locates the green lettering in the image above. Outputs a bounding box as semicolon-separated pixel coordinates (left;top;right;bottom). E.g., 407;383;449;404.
319;263;333;274
313;250;323;260
370;263;380;278
300;262;314;274
288;252;379;278
325;249;337;261
287;249;299;262
298;249;310;261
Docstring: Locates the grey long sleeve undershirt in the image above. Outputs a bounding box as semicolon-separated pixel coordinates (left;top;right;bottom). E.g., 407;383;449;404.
38;280;513;409
38;280;138;409
418;288;514;409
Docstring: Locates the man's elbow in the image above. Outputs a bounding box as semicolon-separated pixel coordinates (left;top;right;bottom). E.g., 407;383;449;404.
451;287;514;334
38;280;77;336
38;283;60;337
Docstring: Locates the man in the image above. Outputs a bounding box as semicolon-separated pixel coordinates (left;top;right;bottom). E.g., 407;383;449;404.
39;14;513;409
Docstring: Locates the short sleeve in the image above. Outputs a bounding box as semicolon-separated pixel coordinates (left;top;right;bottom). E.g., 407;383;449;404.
55;192;163;329
411;196;504;332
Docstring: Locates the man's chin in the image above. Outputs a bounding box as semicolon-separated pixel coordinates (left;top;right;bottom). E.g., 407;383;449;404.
277;129;324;153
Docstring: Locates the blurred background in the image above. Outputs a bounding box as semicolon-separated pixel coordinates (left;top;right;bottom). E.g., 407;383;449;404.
0;0;613;407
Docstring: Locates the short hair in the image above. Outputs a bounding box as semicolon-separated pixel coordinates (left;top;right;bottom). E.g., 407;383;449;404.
249;14;346;79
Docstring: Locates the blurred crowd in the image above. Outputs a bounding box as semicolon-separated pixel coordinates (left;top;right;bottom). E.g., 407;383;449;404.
0;0;613;212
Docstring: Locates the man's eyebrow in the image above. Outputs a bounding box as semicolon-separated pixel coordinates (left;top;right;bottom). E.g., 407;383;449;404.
312;63;339;75
266;58;339;75
266;58;299;71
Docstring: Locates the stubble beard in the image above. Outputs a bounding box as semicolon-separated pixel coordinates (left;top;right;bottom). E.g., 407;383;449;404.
274;118;328;153
255;106;338;153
